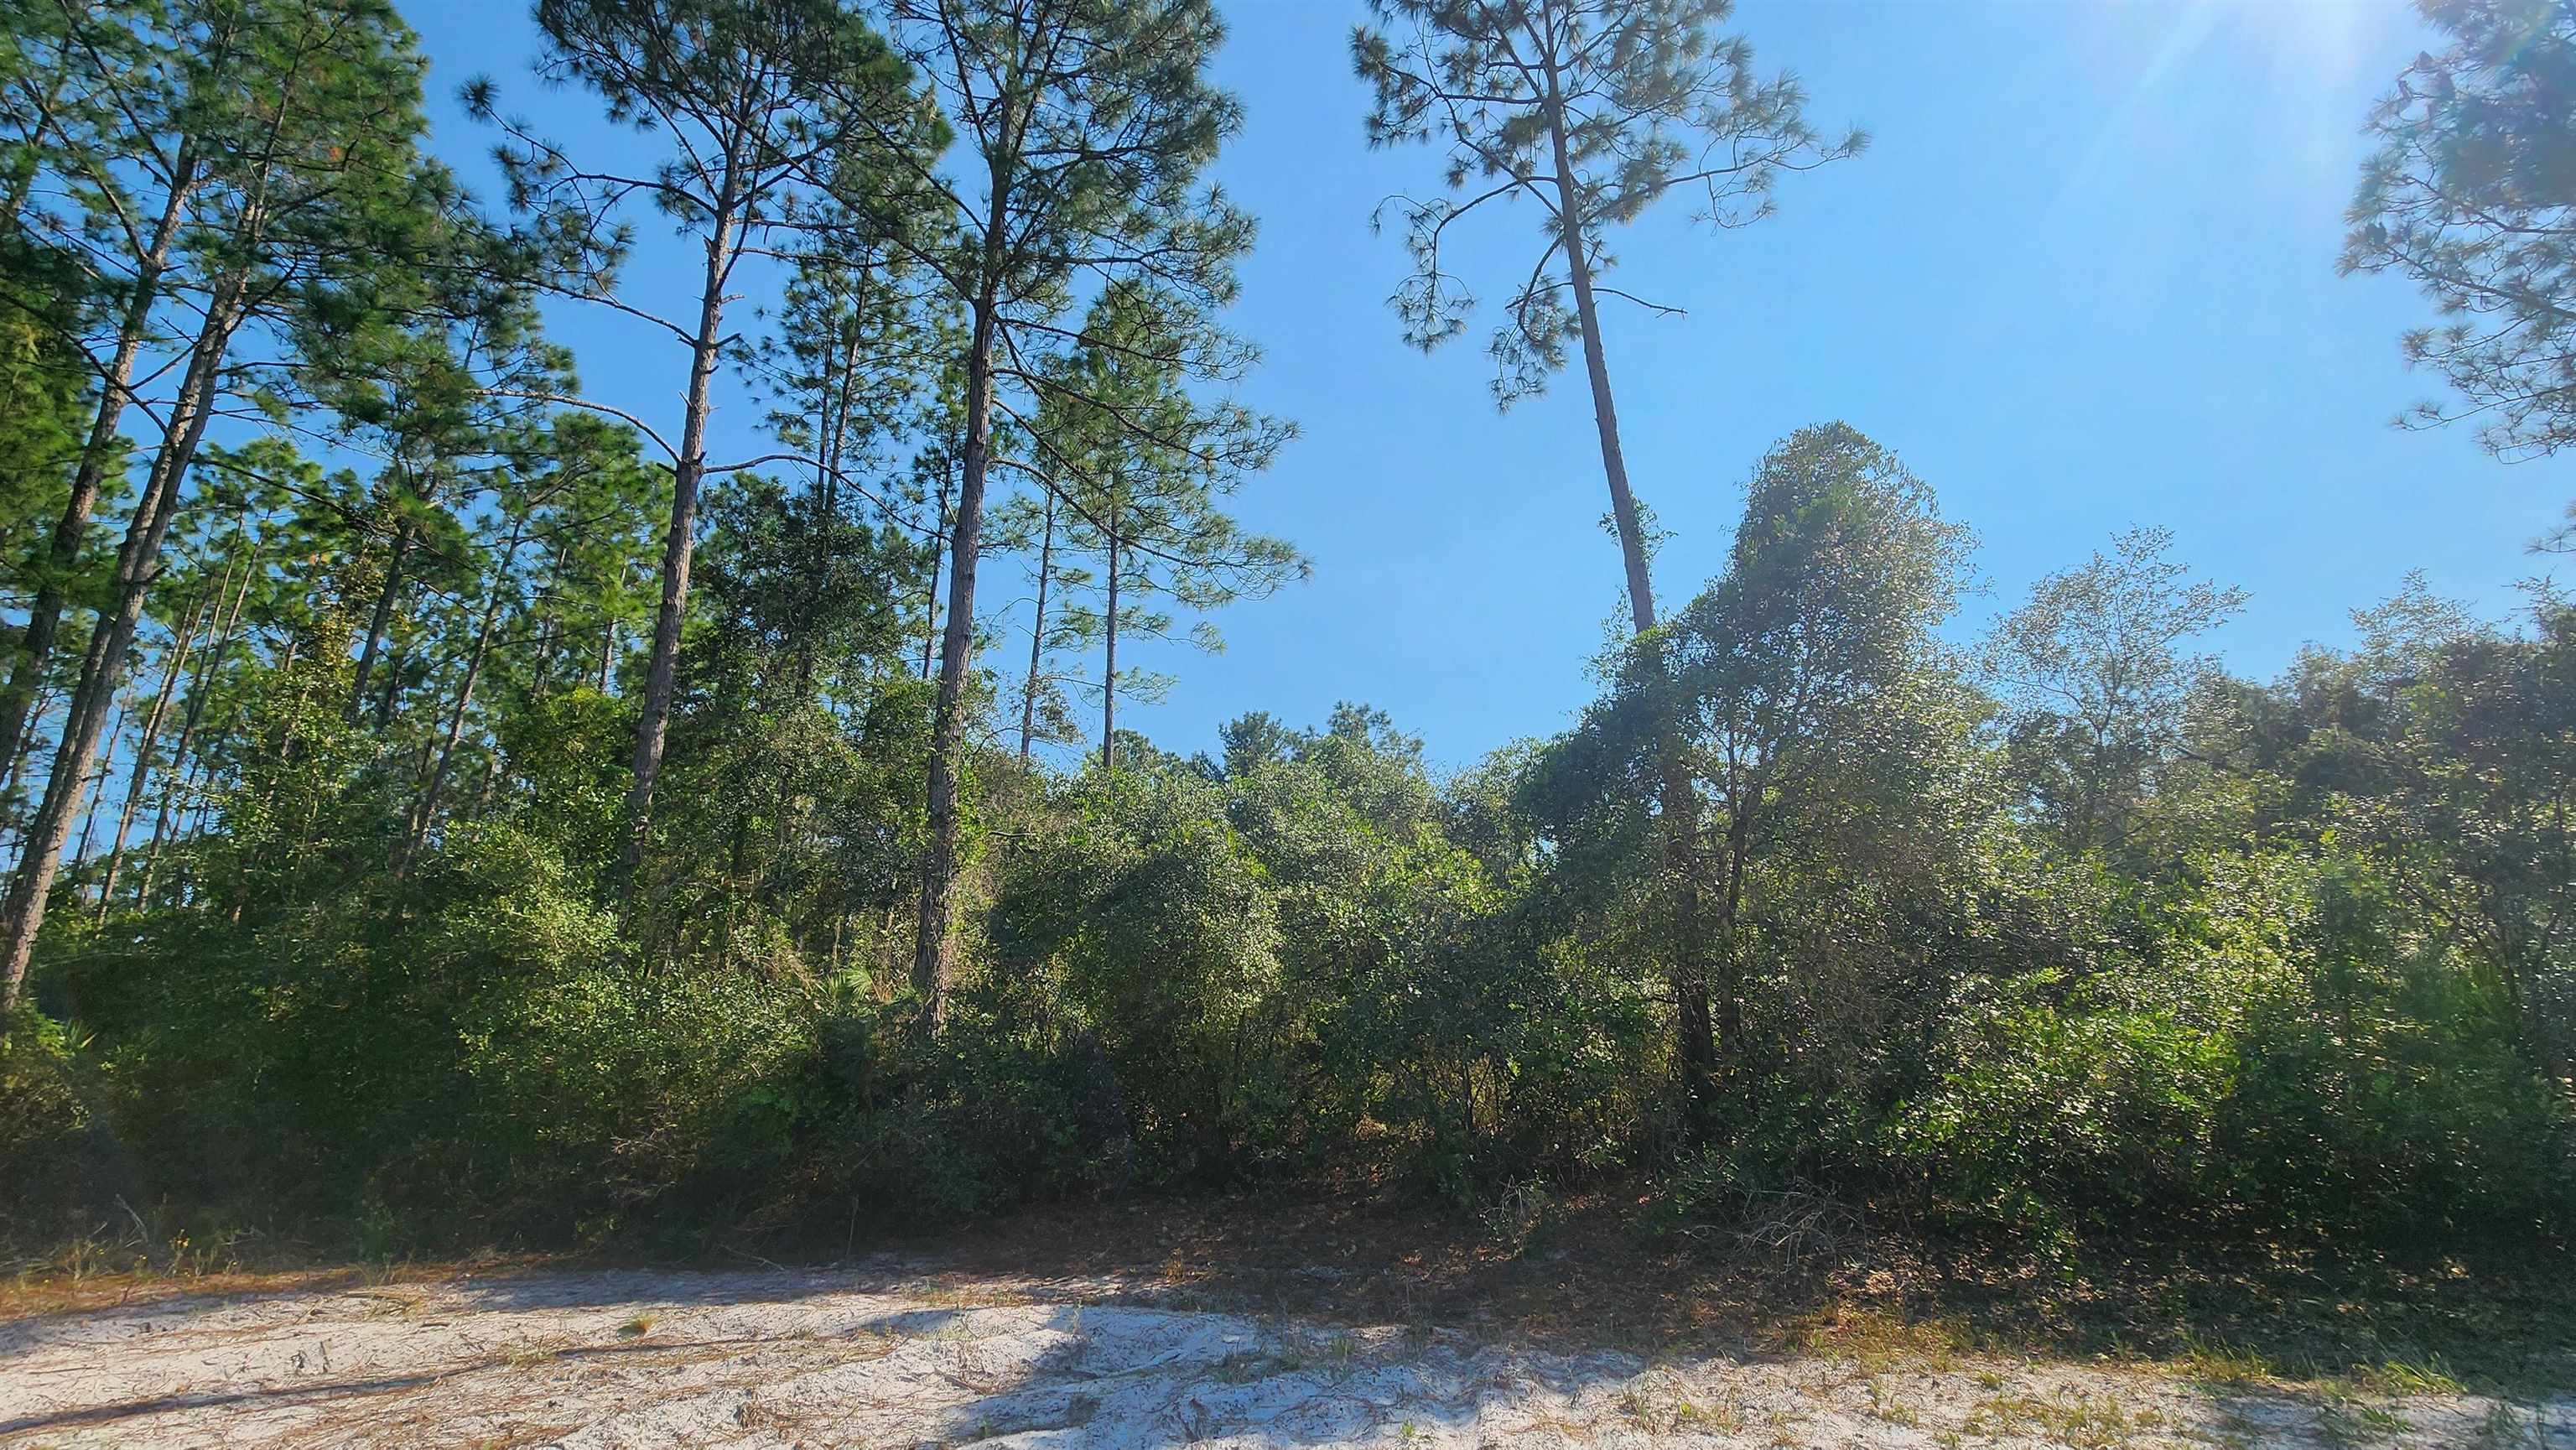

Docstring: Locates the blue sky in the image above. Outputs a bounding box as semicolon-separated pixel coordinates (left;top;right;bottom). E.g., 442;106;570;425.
402;0;2576;773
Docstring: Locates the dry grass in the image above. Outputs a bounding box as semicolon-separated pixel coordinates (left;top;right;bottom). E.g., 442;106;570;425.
1964;1389;2163;1448
0;1247;562;1321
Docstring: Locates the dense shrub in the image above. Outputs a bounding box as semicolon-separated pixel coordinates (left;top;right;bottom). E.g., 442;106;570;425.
1887;852;2575;1240
0;1006;124;1252
11;437;2574;1260
38;824;824;1247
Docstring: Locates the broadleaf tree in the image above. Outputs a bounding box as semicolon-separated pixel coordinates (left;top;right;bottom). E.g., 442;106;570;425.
1984;526;2247;857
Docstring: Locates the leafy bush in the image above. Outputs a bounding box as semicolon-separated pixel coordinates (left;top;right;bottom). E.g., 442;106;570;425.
0;1007;123;1253
1886;851;2576;1239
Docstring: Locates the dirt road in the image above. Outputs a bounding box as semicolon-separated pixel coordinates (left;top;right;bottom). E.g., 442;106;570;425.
3;1262;2568;1447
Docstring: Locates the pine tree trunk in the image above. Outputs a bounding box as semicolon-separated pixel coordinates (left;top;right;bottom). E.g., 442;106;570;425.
3;685;60;837
349;522;413;720
1020;490;1056;760
597;564;622;694
620;182;742;884
530;540;569;701
70;706;125;885
368;649;405;730
1;278;239;1021
1101;506;1119;775
821;262;869;516
0;149;200;797
406;569;507;869
920;450;953;682
913;276;1002;1030
1543;75;1720;1084
141;553;255;907
96;588;210;917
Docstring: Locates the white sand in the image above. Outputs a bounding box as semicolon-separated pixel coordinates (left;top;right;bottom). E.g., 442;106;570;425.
3;1262;2568;1447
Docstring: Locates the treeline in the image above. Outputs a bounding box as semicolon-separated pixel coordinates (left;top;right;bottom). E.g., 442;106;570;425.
2;0;2573;1256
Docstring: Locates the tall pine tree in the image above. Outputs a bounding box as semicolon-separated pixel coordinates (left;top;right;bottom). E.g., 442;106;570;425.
472;0;936;884
865;0;1268;1022
1353;0;1858;1080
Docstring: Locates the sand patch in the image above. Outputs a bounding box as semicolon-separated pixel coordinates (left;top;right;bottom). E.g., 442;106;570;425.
3;1263;2568;1447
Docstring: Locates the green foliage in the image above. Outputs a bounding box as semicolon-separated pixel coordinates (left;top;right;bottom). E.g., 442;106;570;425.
0;1005;118;1253
12;399;2572;1260
0;234;92;582
2345;0;2576;460
1986;527;2247;857
1892;849;2573;1240
1353;0;1865;402
55;819;818;1244
996;767;1280;1176
0;0;2567;1276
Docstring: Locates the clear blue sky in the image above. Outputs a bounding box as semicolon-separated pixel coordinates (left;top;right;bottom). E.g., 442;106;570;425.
403;0;2576;773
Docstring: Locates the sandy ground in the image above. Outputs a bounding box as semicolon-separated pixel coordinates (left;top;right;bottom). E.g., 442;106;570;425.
3;1261;2571;1448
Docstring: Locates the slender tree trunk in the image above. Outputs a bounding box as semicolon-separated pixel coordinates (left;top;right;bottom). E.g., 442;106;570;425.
818;262;867;516
1717;805;1752;1051
1541;105;1655;635
1019;490;1057;760
1543;77;1719;1084
597;561;625;694
920;451;953;681
913;279;1002;1029
242;629;303;824
70;705;125;885
794;309;857;697
1101;503;1119;774
142;553;254;907
349;522;413;719
1;278;238;1021
530;541;567;701
620;184;742;884
0;148;200;796
3;684;60;833
406;564;509;869
371;652;404;730
96;589;208;916
171;613;284;862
